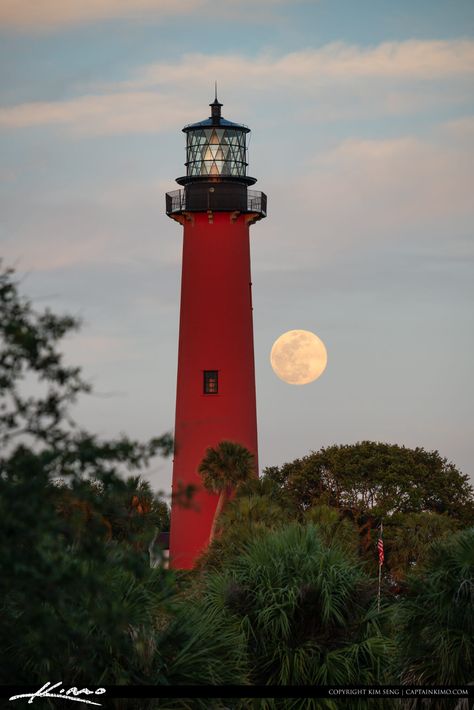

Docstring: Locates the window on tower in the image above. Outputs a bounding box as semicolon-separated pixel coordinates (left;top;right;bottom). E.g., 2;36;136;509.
203;370;218;394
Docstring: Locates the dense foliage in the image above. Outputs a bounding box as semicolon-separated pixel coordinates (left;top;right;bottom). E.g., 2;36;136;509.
2;263;473;707
0;265;245;701
262;442;473;583
264;441;473;520
395;527;474;687
198;439;256;542
200;524;392;688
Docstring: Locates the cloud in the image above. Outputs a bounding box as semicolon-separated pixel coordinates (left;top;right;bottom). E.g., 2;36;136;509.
0;0;286;32
306;134;474;226
437;115;474;143
0;187;181;273
124;40;474;89
0;0;200;31
3;119;472;278
1;40;472;135
0;91;194;134
252;126;474;274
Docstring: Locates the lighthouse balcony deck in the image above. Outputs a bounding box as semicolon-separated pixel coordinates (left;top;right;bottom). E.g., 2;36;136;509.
166;187;267;218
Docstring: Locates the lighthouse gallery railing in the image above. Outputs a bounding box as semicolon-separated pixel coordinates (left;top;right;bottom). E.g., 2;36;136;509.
166;188;267;217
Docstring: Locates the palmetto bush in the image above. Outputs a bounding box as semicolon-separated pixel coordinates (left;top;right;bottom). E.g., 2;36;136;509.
196;491;292;571
199;523;393;697
395;526;474;687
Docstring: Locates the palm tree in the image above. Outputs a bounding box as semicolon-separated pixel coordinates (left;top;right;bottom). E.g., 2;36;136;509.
304;503;360;559
196;492;291;572
199;523;393;692
198;440;256;544
395;527;474;688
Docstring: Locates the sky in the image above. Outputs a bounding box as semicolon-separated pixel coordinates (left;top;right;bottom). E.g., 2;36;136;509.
1;0;473;493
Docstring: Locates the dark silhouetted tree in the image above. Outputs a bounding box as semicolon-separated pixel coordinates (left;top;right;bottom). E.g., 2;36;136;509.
395;527;474;688
0;265;247;696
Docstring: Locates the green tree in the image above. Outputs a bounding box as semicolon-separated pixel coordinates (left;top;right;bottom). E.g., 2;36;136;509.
303;503;360;559
263;442;473;581
54;473;170;554
0;265;246;699
197;490;292;571
383;511;457;585
198;440;256;543
198;489;359;575
395;527;474;689
199;523;393;697
264;442;473;521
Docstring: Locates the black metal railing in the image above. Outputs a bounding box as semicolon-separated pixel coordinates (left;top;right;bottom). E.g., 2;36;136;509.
247;189;267;216
166;187;267;218
166;190;186;215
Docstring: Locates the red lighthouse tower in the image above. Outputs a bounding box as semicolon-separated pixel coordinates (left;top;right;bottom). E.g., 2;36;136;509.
166;94;267;569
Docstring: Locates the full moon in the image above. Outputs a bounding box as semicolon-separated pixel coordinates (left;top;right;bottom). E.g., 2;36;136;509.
270;330;327;385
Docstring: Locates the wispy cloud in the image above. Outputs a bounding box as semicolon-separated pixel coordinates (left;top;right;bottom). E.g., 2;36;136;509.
5;119;472;276
0;40;472;135
125;41;474;88
0;0;287;32
0;92;193;134
438;115;474;142
253;123;474;274
1;188;181;272
0;0;198;31
306;134;474;227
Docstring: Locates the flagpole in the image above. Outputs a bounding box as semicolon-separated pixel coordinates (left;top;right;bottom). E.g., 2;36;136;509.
377;522;383;613
377;556;382;613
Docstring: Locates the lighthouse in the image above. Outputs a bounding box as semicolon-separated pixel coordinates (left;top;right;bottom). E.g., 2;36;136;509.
166;94;267;569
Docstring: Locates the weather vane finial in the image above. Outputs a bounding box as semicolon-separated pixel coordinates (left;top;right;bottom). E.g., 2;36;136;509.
210;82;222;122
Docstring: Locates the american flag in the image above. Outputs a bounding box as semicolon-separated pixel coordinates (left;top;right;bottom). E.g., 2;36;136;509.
377;525;384;566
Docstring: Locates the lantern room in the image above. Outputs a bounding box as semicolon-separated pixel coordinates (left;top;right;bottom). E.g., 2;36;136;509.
166;94;266;219
183;97;250;180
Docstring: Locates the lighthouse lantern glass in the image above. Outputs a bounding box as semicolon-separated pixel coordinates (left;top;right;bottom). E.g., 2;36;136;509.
186;127;247;178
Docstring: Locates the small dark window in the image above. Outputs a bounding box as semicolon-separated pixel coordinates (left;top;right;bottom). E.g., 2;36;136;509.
204;370;218;394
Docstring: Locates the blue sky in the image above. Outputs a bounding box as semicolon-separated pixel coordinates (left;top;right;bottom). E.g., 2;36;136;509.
1;0;473;491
